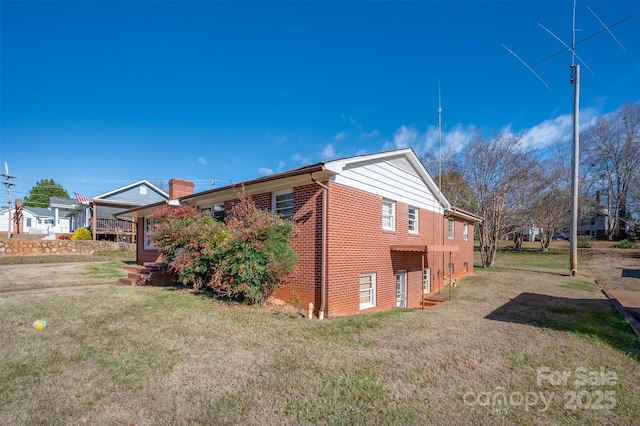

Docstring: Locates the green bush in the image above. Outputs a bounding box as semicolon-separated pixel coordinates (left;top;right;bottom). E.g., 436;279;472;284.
151;193;297;305
615;239;637;249
71;228;92;241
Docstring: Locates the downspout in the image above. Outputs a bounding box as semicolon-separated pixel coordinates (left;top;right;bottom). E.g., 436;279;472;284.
309;173;328;320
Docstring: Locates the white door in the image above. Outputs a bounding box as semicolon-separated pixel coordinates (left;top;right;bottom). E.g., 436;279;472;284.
423;268;431;294
396;271;407;308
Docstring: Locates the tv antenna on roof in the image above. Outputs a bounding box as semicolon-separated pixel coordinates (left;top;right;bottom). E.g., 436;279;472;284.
502;0;631;277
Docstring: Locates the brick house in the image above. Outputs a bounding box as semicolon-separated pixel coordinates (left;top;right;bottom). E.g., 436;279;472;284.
119;148;482;318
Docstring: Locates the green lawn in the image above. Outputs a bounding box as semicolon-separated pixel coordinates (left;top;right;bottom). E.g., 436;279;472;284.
1;248;638;425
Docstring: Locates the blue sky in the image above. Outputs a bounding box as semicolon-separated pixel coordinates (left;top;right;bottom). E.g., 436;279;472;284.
1;0;639;200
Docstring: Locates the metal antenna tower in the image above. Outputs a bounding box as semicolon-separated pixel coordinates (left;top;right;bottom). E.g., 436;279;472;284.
502;0;630;277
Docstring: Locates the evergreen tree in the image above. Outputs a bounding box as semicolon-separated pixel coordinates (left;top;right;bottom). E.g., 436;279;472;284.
24;178;70;208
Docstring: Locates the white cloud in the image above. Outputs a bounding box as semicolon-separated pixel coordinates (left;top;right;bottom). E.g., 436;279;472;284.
521;114;572;149
359;129;380;140
292;153;311;164
321;144;336;160
258;167;274;175
198;156;207;165
334;130;348;141
277;161;286;170
393;125;418;148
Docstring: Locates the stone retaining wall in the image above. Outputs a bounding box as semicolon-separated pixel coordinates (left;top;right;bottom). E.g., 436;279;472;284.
0;239;134;256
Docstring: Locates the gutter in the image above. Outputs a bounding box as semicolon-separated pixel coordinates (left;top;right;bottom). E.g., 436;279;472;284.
309;173;329;320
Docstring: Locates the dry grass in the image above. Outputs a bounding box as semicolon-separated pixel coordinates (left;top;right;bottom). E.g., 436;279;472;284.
0;244;638;425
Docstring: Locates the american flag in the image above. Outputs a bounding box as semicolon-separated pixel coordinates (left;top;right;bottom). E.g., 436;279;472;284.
74;193;91;204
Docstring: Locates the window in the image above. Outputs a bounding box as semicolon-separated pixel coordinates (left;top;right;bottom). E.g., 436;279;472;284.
213;204;225;222
26;218;32;227
382;199;395;231
408;207;419;234
463;262;468;273
423;268;431;294
144;217;157;250
448;218;455;239
140;186;147;195
463;222;469;241
448;263;454;275
273;190;294;219
359;273;376;310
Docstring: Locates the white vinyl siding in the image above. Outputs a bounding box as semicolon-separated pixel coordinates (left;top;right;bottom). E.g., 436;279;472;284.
408;206;418;234
359;273;376;310
326;153;446;215
273;190;294;219
382;199;395;231
448;218;455;240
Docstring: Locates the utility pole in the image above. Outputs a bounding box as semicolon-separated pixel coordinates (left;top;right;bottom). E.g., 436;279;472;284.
1;162;17;238
502;0;630;276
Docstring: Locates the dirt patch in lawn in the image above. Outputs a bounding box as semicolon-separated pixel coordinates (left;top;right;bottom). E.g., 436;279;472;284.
582;246;640;292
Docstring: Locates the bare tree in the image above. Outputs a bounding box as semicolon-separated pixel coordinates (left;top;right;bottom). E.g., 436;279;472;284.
583;102;640;240
461;131;532;268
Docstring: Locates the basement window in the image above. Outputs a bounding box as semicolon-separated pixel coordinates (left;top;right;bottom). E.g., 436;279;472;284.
359;273;376;310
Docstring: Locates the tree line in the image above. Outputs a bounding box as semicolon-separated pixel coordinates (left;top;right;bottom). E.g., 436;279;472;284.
423;101;640;268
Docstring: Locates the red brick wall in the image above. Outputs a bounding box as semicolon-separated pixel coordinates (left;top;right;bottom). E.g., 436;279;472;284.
323;183;448;317
133;180;477;318
135;217;162;265
446;219;475;279
272;184;323;310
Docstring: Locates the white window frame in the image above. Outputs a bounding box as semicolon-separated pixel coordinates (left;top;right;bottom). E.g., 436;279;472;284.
463;222;469;241
144;217;157;250
408;206;419;234
448;218;455;240
140;186;147;195
359;273;376;310
273;190;294;219
382;199;396;231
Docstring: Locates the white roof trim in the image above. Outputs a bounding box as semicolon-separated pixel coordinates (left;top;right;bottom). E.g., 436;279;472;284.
92;180;169;200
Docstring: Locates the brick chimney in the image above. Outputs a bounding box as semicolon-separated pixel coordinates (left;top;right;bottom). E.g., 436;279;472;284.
168;179;195;199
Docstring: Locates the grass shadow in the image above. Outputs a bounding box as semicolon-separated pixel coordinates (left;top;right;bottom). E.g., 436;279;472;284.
485;292;640;359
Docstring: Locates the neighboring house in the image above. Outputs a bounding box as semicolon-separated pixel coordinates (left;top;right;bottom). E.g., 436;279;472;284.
0;199;71;236
579;214;609;238
67;180;169;242
120;149;482;318
49;196;80;234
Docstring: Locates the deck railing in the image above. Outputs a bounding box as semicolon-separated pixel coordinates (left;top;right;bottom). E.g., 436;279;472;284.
94;218;135;234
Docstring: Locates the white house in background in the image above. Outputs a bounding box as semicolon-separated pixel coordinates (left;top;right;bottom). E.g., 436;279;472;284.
0;204;71;236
